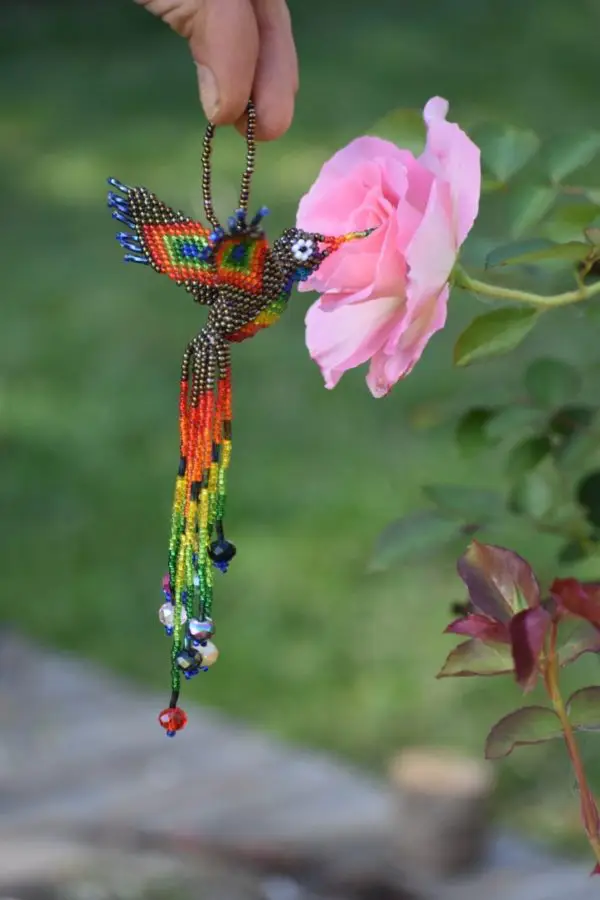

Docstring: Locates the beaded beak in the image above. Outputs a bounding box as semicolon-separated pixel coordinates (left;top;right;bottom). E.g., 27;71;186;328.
106;102;374;736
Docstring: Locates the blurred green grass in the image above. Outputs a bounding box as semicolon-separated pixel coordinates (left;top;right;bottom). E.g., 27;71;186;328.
3;0;600;852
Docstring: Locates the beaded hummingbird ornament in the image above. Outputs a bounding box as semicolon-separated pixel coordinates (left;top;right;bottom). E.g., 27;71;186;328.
107;102;373;735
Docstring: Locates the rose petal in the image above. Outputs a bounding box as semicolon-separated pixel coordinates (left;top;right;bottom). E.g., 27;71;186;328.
420;96;481;245
362;177;456;396
365;285;449;396
305;293;402;389
385;179;456;354
297;137;409;235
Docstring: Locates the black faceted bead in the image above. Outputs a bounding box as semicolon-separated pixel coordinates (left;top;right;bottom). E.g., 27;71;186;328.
176;650;200;672
208;539;237;563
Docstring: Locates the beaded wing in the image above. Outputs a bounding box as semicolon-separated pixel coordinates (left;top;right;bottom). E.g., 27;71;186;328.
107;103;374;735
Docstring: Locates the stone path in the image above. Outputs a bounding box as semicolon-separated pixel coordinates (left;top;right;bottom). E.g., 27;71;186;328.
0;631;596;900
0;633;390;842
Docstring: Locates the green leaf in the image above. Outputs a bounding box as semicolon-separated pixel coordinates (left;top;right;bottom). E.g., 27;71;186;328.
485;406;544;442
437;639;514;679
453;308;540;368
558;541;590;565
455;407;498;457
486;238;589;269
544;200;600;243
558;620;600;666
524;358;581;408
422;484;505;523
484;706;562;759
578;471;600;529
509;469;555;519
475;123;540;183
549;405;593;438
506;436;552;478
458;540;541;617
373;108;426;156
368;510;458;573
545;131;600;183
507;185;559;238
568;686;600;731
554;412;600;469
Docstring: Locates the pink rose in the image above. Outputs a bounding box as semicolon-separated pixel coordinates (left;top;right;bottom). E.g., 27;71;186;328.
296;97;481;397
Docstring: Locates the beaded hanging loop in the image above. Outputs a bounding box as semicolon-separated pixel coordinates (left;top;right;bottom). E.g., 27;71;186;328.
107;101;374;735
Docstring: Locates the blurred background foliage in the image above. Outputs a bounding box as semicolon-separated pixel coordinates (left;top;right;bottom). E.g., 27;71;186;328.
4;0;600;855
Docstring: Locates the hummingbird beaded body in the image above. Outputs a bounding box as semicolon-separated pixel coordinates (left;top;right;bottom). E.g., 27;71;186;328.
107;103;373;735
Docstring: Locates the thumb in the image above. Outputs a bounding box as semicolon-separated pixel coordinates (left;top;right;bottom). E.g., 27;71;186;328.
136;0;259;126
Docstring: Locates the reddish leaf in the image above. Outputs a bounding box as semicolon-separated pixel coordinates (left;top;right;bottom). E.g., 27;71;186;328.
568;686;600;731
445;614;509;643
591;863;600;876
437;639;514;678
458;541;540;622
558;619;600;667
509;607;551;691
485;705;562;759
551;578;600;628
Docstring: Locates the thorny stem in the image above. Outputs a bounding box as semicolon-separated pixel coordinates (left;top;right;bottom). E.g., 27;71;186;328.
544;622;600;866
453;268;600;309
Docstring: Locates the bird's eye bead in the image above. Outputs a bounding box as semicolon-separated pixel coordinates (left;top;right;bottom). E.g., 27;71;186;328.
291;238;314;262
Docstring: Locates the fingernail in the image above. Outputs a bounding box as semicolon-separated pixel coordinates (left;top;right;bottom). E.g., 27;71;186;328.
196;64;219;120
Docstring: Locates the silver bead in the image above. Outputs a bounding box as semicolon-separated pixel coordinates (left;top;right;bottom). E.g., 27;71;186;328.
158;603;187;628
188;618;215;642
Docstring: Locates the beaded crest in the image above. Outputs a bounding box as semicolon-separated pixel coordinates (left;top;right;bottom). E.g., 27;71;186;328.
107;102;374;735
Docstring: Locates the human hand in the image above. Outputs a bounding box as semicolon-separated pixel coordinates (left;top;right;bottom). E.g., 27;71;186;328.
136;0;298;140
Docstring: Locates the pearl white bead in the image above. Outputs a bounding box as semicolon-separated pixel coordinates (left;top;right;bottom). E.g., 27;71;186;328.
158;603;187;627
199;640;219;667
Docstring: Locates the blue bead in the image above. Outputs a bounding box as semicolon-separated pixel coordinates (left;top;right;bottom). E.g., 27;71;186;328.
107;177;130;194
231;244;247;262
112;210;135;229
166;730;176;738
107;192;129;211
123;253;149;265
209;231;219;243
117;235;142;253
180;241;202;258
236;209;246;220
164;626;174;636
250;206;269;227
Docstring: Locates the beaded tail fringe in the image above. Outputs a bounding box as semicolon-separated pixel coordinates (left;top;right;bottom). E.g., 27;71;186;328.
157;334;234;736
106;100;376;736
